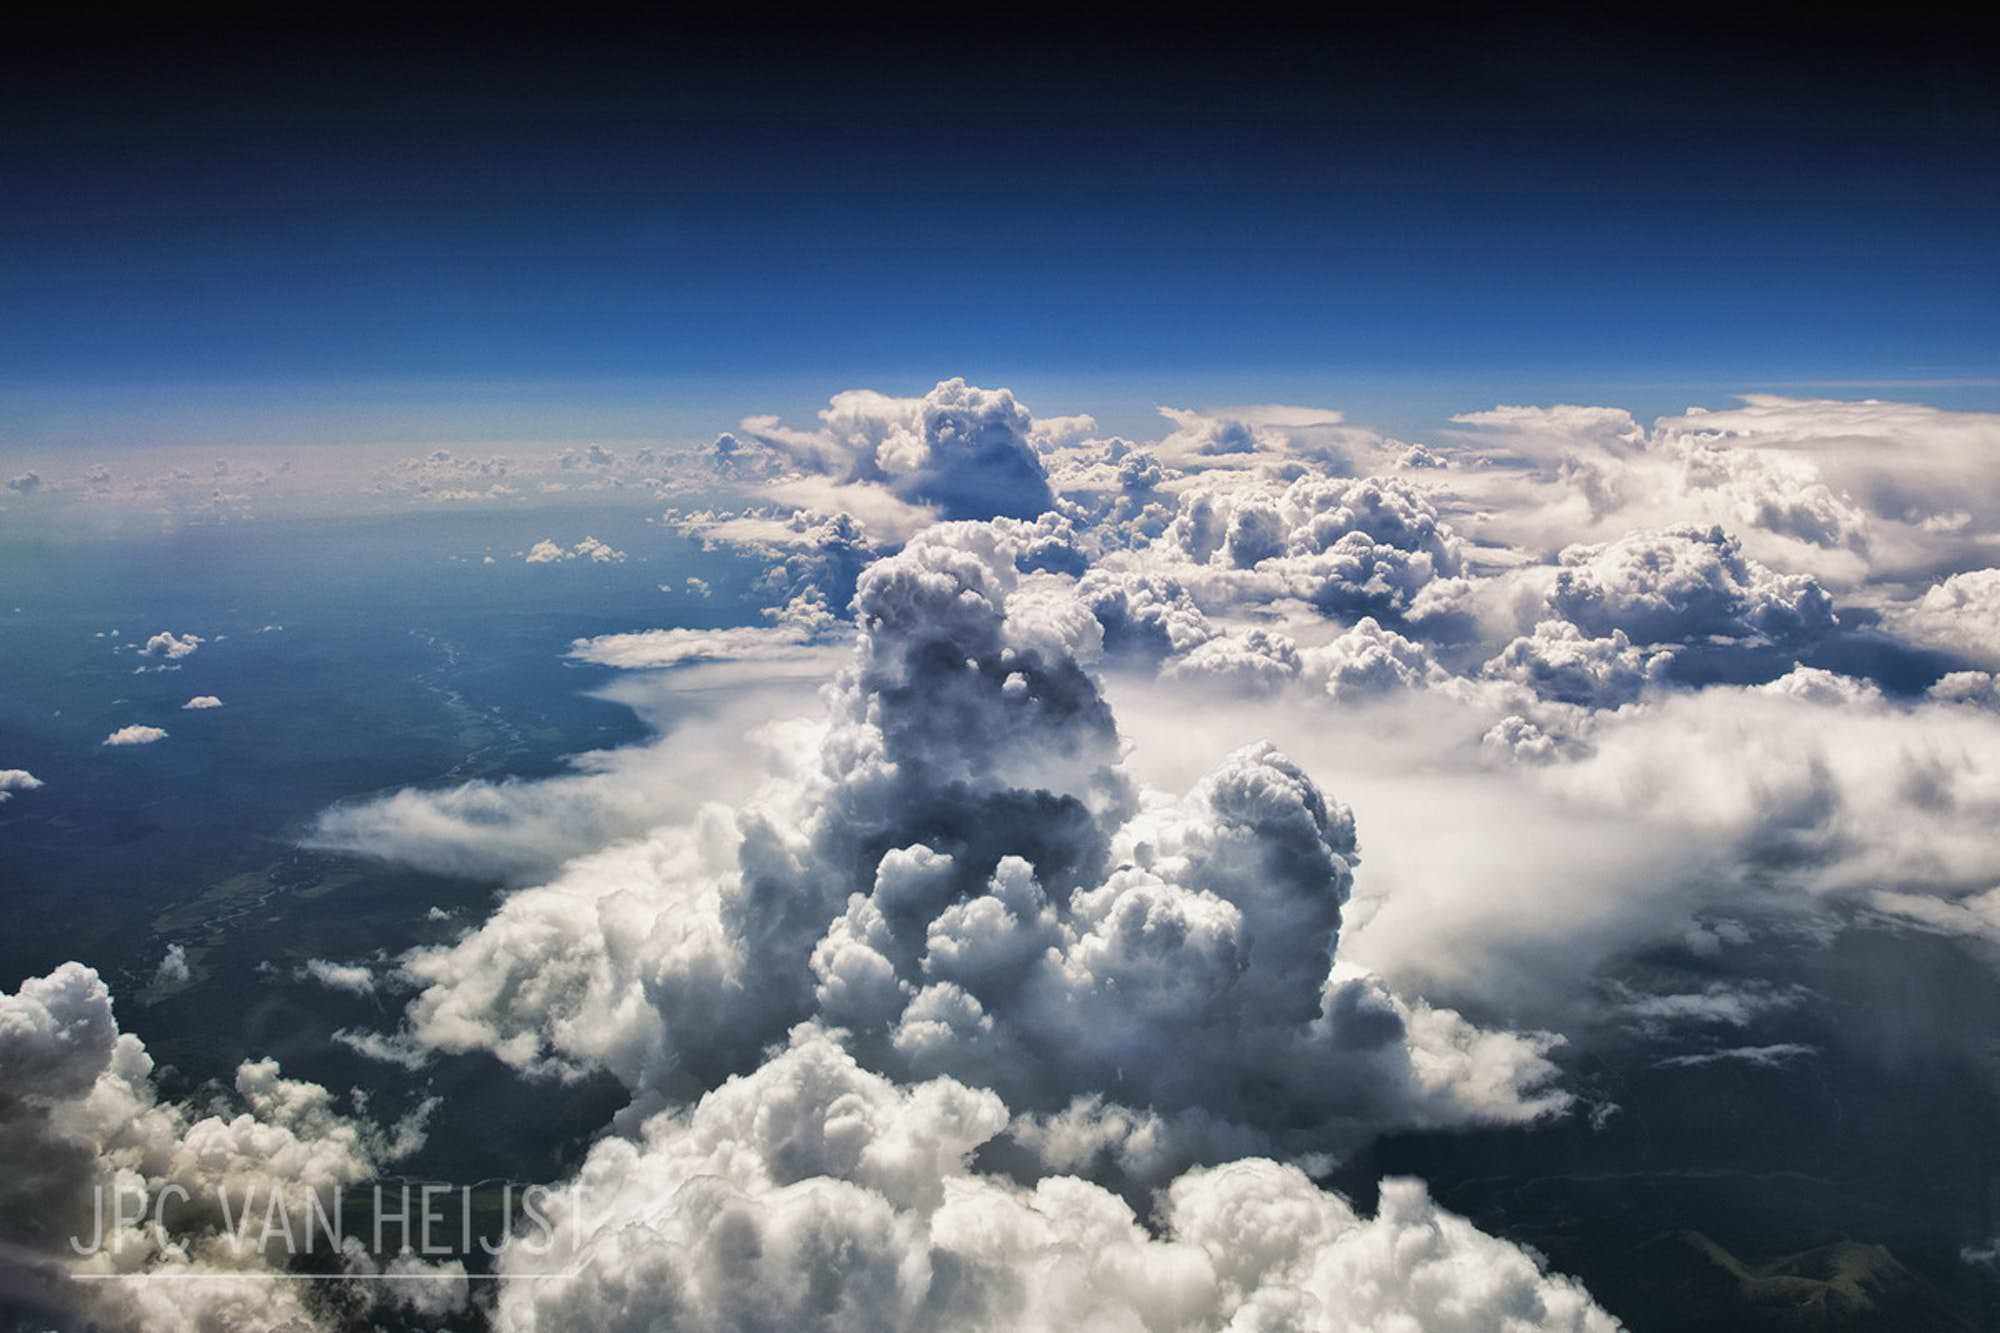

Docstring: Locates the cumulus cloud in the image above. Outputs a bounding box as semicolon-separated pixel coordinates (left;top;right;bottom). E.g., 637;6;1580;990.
713;378;1054;522
1303;617;1452;703
0;768;45;802
351;518;1564;1206
1149;402;1418;477
488;1033;1615;1333
526;536;627;564
271;377;2000;1331
1132;474;1469;623
1650;397;2000;558
1543;524;1835;646
140;630;203;659
102;725;168;746
1438;395;2000;586
1885;567;2000;667
1481;620;1671;708
0;963;430;1331
153;943;190;985
180;694;223;710
1161;627;1303;695
1105;650;2000;1023
1929;671;2000;708
669;505;895;605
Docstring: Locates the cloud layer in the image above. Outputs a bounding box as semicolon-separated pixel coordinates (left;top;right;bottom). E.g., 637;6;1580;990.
27;377;2000;1330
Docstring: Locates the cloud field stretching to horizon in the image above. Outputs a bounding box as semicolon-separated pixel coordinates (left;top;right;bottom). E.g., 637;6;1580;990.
6;11;1999;1332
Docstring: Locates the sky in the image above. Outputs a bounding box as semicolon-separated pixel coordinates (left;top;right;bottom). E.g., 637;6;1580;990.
4;10;1997;453
9;12;2000;1333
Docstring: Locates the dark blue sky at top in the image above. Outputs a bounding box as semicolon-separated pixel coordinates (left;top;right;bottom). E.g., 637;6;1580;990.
4;10;1996;397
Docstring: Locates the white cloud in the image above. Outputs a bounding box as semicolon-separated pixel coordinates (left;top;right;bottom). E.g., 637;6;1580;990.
1930;671;2000;708
300;958;376;995
243;378;2000;1331
308;658;835;882
102;725;168;746
181;694;224;710
718;378;1055;522
141;630;203;659
332;1026;432;1069
154;943;190;985
1303;617;1452;703
1106;661;2000;1020
0;962;431;1331
526;536;628;564
0;768;45;801
488;1033;1615;1333
568;592;846;670
354;521;1565;1180
1544;524;1835;645
1481;620;1671;708
1653;1042;1819;1070
1885;567;2000;667
1438;395;2000;586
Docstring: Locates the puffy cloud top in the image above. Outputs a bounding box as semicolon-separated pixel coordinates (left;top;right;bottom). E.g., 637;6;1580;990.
141;630;203;659
1887;567;2000;667
0;963;433;1330
727;379;1056;522
1482;620;1672;708
491;1032;1613;1333
1549;524;1835;645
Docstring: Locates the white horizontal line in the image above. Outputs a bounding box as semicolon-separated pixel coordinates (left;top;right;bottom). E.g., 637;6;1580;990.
70;1272;578;1281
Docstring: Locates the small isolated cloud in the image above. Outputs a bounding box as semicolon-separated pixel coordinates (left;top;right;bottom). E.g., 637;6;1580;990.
181;695;223;710
141;630;204;659
525;536;627;564
102;725;167;746
6;471;41;496
154;943;190;985
299;958;376;995
0;769;45;802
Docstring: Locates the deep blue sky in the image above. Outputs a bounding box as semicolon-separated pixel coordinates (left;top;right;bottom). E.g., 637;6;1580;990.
4;10;1996;420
